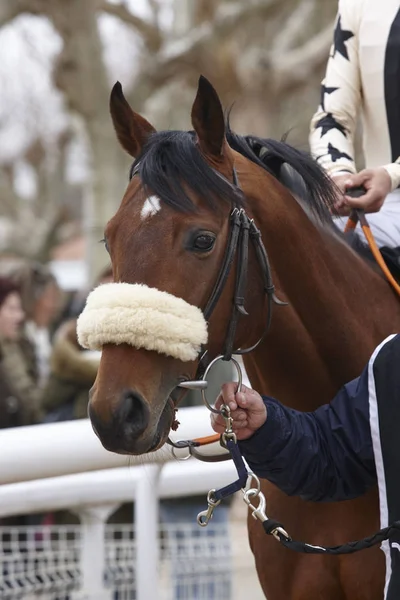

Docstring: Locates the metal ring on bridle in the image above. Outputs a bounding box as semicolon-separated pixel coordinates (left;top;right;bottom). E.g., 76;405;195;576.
201;355;243;415
171;445;192;461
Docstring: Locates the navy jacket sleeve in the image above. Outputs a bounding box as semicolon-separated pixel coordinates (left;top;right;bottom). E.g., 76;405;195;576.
238;363;376;502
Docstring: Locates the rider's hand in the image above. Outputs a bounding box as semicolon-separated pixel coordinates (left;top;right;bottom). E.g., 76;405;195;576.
210;383;267;441
333;168;391;215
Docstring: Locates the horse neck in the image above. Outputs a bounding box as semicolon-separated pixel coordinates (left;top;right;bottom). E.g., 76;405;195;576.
243;181;398;411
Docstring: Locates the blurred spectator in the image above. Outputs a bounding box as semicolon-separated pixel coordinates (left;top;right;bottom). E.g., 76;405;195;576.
40;266;112;423
41;319;100;422
0;276;41;428
58;265;113;321
14;263;62;388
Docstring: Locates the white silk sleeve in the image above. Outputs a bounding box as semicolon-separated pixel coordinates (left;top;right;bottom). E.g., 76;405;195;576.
309;0;363;178
383;159;400;190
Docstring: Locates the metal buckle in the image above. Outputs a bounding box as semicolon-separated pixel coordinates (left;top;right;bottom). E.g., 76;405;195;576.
197;490;221;527
243;487;268;523
242;483;290;541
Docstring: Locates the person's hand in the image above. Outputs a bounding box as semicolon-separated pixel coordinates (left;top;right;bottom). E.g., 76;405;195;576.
333;168;392;215
210;382;267;441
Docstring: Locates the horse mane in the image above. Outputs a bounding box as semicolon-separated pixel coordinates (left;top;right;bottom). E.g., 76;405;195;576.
225;122;338;227
131;123;339;227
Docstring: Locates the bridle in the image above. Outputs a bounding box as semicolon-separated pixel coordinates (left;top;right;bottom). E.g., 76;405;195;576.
167;166;286;456
190;167;286;368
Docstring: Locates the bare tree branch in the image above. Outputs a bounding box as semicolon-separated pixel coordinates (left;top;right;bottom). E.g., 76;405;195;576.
272;22;334;94
147;0;160;27
272;0;316;54
0;166;20;219
0;0;47;27
99;1;162;51
129;0;283;109
35;207;67;263
161;0;281;65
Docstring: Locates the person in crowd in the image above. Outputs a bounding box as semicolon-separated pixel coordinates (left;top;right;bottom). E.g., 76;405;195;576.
40;266;113;423
38;268;114;528
13;263;62;388
41;318;100;423
309;0;400;250
0;276;41;428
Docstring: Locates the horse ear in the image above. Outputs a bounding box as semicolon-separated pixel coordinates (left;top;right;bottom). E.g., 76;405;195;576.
191;75;226;158
109;82;156;158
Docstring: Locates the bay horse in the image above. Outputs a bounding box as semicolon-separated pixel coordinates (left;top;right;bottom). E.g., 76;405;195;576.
86;76;400;599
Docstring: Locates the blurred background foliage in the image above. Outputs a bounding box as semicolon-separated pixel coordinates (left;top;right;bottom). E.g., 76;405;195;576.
0;0;338;283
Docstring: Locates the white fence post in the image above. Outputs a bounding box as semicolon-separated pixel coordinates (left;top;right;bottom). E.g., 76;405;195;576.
136;464;162;600
74;503;118;600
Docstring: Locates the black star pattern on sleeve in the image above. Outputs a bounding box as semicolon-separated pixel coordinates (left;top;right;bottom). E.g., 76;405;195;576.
315;113;347;137
320;85;339;110
332;16;354;60
317;143;353;163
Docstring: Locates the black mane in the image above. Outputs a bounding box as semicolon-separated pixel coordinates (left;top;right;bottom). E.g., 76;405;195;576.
132;130;243;212
131;125;339;226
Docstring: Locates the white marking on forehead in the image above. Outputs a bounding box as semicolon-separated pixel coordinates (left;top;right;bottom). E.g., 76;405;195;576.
140;195;161;220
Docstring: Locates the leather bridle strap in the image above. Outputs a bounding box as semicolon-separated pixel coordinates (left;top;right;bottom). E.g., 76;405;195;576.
236;219;287;356
203;208;242;321
222;210;251;360
167;432;232;462
200;194;287;365
222;211;287;360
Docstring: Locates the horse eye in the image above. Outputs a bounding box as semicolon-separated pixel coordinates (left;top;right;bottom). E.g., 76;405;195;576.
101;238;110;254
192;233;216;252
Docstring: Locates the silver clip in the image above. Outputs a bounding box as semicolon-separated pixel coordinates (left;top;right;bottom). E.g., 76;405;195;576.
197;490;221;527
243;488;291;541
243;472;261;495
243;488;268;523
220;404;237;446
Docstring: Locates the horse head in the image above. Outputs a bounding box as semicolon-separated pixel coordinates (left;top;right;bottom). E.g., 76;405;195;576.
80;76;268;455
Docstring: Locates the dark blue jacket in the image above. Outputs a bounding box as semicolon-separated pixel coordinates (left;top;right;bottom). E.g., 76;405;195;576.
237;334;400;600
239;348;377;502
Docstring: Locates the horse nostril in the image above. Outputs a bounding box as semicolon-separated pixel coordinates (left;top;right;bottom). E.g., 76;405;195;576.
118;389;150;438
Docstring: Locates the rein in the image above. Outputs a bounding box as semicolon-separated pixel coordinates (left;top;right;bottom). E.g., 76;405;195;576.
345;207;400;298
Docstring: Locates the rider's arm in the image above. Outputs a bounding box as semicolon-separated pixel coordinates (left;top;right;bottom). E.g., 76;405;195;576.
384;158;400;191
309;0;362;179
238;366;376;502
310;0;400;191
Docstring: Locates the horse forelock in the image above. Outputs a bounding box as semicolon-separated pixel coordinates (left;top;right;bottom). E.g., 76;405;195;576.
129;130;242;213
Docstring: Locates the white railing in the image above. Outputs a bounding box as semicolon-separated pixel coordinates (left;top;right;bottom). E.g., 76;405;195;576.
0;407;240;600
0;406;227;484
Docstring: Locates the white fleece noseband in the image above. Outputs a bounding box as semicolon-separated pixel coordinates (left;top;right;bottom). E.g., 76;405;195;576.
77;283;208;362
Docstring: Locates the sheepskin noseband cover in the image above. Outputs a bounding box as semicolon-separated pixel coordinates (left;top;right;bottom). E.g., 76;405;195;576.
77;283;208;362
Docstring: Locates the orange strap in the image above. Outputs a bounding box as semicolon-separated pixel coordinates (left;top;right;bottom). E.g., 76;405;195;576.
192;433;221;446
345;209;400;298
